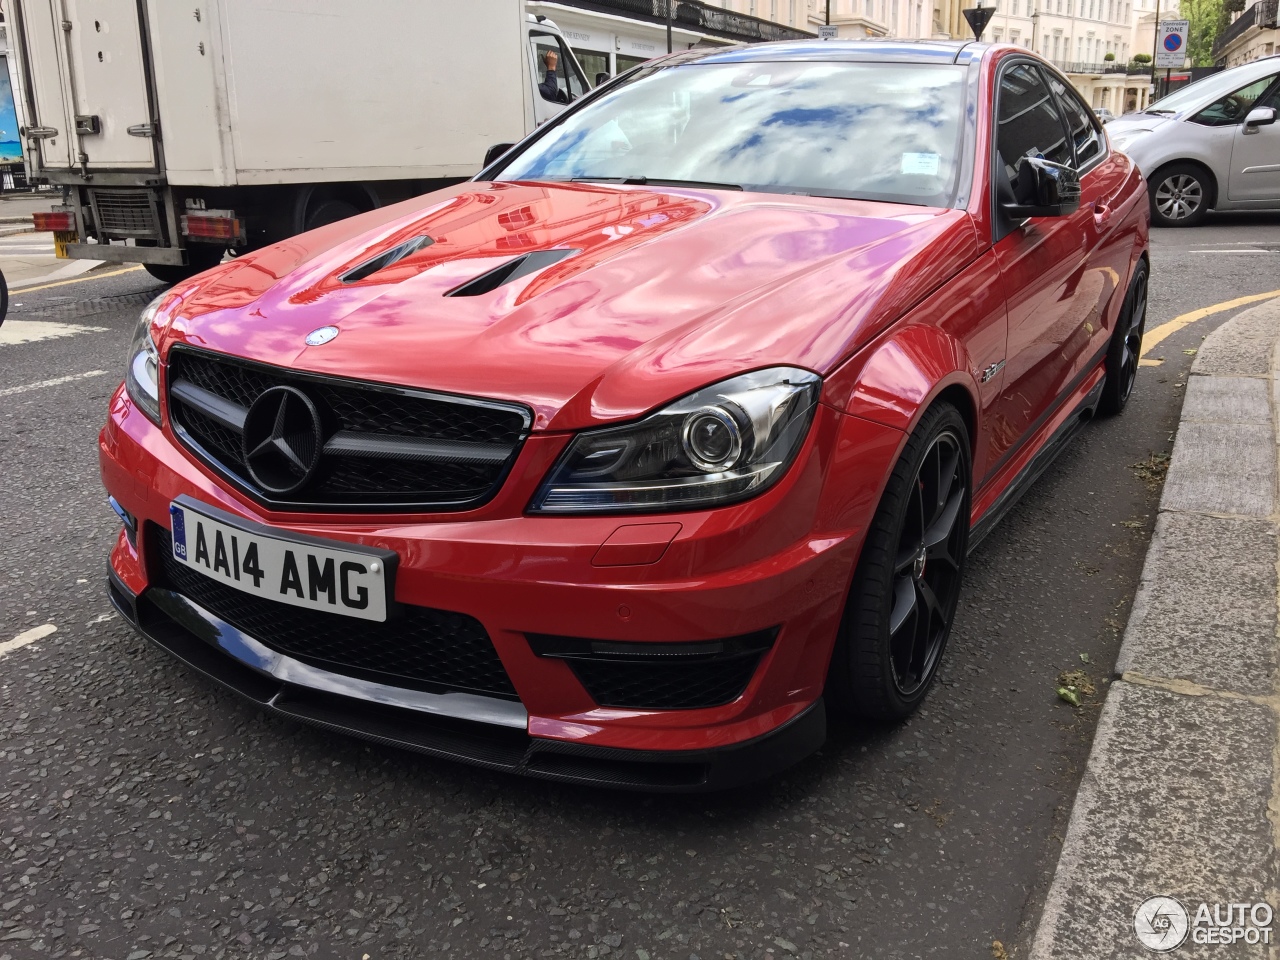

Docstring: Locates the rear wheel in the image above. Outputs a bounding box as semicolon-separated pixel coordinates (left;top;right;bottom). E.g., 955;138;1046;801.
1100;261;1149;415
304;199;361;231
827;403;971;721
1149;163;1211;227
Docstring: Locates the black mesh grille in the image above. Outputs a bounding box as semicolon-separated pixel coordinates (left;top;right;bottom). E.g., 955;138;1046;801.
150;527;519;700
528;632;775;711
166;348;530;510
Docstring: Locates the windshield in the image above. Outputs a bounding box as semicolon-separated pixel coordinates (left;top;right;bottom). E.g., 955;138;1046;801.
495;61;969;208
1146;67;1273;115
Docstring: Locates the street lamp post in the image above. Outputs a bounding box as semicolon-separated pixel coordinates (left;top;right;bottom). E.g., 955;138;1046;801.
667;0;673;53
826;0;832;24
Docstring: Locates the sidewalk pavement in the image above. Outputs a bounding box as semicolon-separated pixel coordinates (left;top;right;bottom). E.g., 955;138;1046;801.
0;189;60;225
0;191;113;289
1030;297;1280;958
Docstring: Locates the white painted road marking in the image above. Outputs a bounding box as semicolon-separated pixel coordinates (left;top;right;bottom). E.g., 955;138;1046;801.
0;319;110;346
0;623;56;659
1188;249;1276;254
0;370;109;397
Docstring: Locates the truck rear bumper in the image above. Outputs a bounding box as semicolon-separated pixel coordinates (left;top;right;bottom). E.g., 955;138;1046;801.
63;242;186;265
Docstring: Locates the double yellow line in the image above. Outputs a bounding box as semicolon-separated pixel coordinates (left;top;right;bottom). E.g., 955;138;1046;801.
11;264;144;295
1140;288;1280;366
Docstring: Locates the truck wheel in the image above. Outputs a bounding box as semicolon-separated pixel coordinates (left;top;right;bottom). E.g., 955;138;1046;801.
304;199;360;231
143;247;225;285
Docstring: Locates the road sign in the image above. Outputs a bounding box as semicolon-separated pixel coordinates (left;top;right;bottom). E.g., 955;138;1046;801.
1155;20;1189;68
963;6;996;40
818;25;839;39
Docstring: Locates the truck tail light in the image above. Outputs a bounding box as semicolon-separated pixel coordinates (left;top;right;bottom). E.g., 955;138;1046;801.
181;211;243;242
33;210;75;231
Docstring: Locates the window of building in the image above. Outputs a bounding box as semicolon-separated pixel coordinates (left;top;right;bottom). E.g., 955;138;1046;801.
573;49;612;87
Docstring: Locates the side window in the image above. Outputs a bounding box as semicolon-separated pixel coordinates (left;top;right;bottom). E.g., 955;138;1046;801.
1255;78;1280;112
1047;74;1104;169
995;63;1072;203
1191;75;1277;126
531;33;585;105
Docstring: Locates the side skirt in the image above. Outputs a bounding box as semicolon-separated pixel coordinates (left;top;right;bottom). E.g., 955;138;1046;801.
968;376;1106;551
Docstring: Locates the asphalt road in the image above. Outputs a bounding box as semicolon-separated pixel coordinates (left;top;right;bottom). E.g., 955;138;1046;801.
2;211;1278;960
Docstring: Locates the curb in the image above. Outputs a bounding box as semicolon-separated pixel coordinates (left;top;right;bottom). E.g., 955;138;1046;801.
1028;296;1280;959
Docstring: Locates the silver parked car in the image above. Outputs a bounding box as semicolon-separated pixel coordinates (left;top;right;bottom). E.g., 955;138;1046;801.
1106;56;1280;226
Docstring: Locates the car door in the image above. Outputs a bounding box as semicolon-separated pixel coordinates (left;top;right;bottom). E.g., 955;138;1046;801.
987;61;1097;468
1047;71;1135;380
1227;75;1280;203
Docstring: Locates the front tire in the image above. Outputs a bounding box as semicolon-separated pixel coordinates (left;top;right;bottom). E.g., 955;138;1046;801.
1149;163;1211;227
1100;261;1149;415
827;403;971;721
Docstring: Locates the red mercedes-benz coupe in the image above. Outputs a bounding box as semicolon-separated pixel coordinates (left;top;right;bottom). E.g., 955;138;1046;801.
101;40;1149;791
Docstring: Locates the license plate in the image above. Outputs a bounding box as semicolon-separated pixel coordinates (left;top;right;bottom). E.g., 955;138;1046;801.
168;499;392;622
53;230;77;259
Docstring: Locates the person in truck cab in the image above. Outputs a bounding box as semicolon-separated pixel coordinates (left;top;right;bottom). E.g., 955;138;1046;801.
539;49;568;103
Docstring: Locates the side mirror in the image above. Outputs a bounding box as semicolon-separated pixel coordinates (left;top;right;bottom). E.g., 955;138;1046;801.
1244;106;1277;130
483;142;515;168
1002;157;1082;220
595;72;612;86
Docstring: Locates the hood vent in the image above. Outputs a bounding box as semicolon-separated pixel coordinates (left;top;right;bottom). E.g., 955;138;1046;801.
340;234;434;284
446;248;579;298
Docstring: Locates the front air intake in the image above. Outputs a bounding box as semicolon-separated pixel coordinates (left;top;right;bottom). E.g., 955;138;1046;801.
340;235;434;284
445;248;579;297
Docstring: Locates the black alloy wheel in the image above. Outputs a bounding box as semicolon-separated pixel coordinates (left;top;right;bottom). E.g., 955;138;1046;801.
827;403;971;720
1100;261;1149;415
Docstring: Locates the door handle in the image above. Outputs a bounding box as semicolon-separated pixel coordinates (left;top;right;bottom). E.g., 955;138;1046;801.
1093;201;1112;225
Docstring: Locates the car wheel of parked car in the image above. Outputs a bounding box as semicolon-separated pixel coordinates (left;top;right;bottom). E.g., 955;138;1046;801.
1100;260;1149;415
827;403;971;721
1149;163;1212;227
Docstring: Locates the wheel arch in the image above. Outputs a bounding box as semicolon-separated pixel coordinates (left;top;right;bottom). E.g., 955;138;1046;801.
826;320;983;464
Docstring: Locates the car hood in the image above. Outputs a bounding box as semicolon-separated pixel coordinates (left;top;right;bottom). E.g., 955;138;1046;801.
1107;113;1175;136
162;181;978;431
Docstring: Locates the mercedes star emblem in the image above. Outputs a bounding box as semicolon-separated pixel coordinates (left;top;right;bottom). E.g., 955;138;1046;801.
241;386;324;495
305;326;339;346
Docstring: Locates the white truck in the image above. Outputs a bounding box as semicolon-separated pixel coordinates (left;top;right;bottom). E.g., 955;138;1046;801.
8;0;590;281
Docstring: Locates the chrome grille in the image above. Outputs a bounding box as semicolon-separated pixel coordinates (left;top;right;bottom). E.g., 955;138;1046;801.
166;347;532;511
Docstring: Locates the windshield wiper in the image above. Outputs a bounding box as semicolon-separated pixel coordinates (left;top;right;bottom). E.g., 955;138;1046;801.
1143;108;1176;115
570;176;743;191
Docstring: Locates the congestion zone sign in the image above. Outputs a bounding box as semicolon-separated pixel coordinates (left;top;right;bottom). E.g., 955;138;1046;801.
1156;20;1190;67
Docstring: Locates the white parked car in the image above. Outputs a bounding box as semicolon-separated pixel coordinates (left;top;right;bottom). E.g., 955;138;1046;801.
1106;56;1280;226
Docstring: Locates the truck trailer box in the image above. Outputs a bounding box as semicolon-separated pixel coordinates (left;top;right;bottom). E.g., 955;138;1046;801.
9;0;588;279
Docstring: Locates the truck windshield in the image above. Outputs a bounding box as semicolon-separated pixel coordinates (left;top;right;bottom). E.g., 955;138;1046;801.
495;60;969;207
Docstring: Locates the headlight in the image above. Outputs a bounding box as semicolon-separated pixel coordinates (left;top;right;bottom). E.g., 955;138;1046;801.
530;367;822;514
125;295;165;424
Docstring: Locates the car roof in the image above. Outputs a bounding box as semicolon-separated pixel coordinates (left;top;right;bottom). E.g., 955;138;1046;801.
678;38;989;66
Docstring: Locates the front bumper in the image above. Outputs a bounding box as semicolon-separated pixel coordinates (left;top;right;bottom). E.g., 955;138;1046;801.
100;379;903;789
108;567;826;791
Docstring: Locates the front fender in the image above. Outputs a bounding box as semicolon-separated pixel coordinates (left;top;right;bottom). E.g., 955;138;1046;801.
821;247;1008;478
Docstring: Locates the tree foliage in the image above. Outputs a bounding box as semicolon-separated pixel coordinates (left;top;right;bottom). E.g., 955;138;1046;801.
1180;0;1226;65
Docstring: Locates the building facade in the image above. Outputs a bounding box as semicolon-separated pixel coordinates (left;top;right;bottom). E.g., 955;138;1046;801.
1213;0;1278;66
